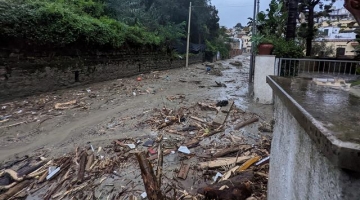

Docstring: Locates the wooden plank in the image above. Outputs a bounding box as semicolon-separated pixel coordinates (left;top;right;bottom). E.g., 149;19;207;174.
77;151;87;183
177;163;190;180
212;101;234;126
213;145;251;158
234;117;259;130
199;156;251;169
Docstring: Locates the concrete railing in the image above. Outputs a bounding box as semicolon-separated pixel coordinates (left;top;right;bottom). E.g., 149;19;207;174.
266;76;360;200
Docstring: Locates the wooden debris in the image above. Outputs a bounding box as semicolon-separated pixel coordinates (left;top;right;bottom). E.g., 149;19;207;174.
156;143;163;188
183;139;200;148
199;156;251;169
0;180;31;200
234;117;259;130
199;182;251;200
236;156;261;172
77;151;88;183
177;163;190;180
148;149;175;161
213;81;227;87
213;145;251;158
135;152;164;200
85;153;94;171
197;102;219;111
212;101;234;126
0;121;27;129
190;116;207;123
202;129;224;137
54;100;77;110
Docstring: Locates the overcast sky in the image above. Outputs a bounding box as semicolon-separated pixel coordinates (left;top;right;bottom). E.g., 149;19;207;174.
210;0;345;28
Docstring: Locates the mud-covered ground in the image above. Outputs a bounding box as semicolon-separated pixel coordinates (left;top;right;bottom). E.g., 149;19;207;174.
0;55;273;199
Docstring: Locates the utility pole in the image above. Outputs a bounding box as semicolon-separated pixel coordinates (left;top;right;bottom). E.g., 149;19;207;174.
186;2;192;68
249;0;257;83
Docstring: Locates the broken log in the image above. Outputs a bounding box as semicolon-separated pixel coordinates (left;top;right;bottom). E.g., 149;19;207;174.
183;139;200;149
202;129;224;137
197;102;219;111
197;171;253;200
156;144;163;188
199;182;251;200
135;152;164;200
0;180;31;200
85;153;94;171
234;117;259;130
54;100;77;110
190;116;207;123
213;145;250;158
77;151;88;183
199;156;251;169
177;163;190;180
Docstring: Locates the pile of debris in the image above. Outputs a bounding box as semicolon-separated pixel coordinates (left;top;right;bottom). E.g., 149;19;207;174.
0;100;271;200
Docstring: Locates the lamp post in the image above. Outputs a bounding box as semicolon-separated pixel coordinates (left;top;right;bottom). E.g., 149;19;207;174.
186;2;192;68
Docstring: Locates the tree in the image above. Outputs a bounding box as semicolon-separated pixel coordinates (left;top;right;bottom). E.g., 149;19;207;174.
235;23;243;29
298;0;335;56
286;0;299;40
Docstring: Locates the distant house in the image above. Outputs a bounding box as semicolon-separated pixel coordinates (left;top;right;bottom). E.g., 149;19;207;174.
313;7;358;57
313;20;358;57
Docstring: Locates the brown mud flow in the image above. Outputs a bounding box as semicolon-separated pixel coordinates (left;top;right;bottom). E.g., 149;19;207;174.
0;55;273;199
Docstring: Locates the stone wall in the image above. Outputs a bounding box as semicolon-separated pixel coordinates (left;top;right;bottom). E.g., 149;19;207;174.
0;53;203;102
268;95;360;200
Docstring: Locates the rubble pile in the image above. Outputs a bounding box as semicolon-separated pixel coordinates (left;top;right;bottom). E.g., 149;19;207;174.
0;98;272;200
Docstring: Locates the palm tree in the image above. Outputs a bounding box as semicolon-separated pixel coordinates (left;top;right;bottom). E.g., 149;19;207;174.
286;0;299;40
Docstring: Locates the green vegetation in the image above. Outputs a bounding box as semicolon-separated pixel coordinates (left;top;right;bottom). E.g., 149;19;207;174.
249;0;304;58
0;0;221;53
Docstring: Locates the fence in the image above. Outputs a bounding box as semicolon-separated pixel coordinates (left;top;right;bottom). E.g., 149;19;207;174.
276;58;360;77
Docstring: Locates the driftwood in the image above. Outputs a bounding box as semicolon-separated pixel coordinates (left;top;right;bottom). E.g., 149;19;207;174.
135;152;164;200
234;117;259;130
212;145;250;158
54;100;77;110
77;151;88;183
197;172;253;200
212;101;233;126
202;129;224;137
85;153;94;171
177;163;190;180
197;102;219;111
183;139;200;149
199;156;251;169
190;116;207;123
156;143;163;188
0;180;31;200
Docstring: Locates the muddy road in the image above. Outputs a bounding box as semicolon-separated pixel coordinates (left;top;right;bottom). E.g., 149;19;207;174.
0;55;272;163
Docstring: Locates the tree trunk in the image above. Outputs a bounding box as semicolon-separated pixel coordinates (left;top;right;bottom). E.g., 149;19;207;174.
286;0;299;40
306;6;315;56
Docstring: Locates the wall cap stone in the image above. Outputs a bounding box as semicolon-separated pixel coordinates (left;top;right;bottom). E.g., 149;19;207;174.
267;75;360;172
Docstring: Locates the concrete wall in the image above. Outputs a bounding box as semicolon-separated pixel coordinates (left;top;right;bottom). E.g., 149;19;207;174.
268;95;360;200
254;55;275;104
0;53;202;102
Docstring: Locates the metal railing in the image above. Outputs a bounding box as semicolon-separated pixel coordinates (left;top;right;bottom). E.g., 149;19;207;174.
276;58;360;77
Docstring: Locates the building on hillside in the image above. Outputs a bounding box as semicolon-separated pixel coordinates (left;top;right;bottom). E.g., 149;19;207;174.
313;7;358;57
317;7;354;23
228;37;243;57
241;35;252;53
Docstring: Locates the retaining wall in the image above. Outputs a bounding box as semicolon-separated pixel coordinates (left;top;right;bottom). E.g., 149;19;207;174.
0;52;202;102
